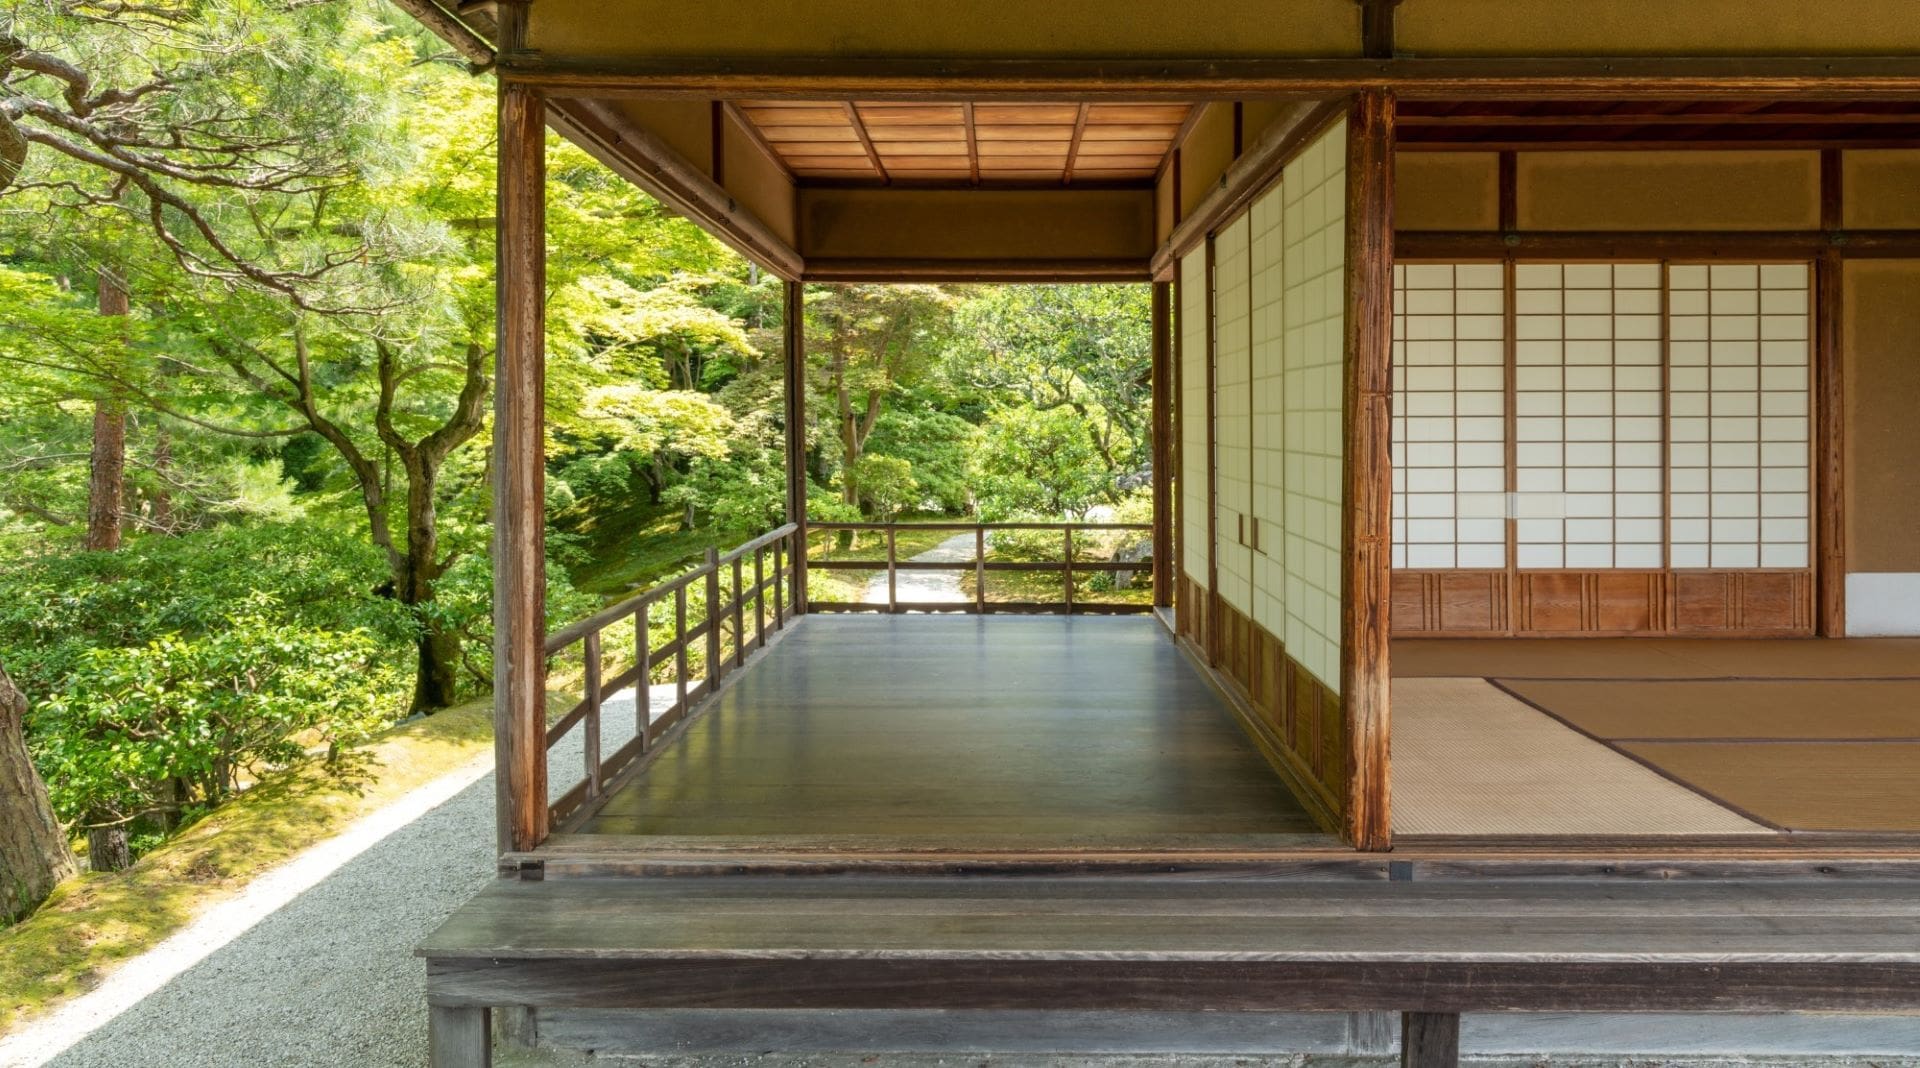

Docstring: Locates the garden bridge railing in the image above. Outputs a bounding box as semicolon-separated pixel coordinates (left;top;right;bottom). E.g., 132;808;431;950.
807;520;1155;616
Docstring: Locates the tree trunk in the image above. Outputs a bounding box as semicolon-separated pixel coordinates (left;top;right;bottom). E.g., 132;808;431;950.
86;268;129;552
1;663;77;921
399;468;459;713
150;422;174;531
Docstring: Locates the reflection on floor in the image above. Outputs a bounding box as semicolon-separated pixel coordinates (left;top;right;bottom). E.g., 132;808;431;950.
1393;638;1920;837
581;615;1329;843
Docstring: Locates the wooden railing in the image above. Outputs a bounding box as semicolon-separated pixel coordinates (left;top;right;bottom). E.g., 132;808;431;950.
542;523;801;828
808;521;1154;615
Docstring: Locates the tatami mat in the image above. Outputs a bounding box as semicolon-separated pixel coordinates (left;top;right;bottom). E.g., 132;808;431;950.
1390;677;1770;837
1621;743;1920;833
1501;679;1920;741
1393;637;1920;680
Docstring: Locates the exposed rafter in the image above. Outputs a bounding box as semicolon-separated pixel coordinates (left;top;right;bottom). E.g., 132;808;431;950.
1062;103;1090;185
843;102;889;184
962;101;981;185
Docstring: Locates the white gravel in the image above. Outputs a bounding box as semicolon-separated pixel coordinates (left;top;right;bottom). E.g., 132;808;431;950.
861;531;976;604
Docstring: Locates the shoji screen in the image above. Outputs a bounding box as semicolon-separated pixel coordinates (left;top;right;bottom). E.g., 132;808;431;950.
1279;120;1346;689
1212;214;1254;617
1249;182;1287;640
1390;263;1507;570
1178;250;1209;599
1666;263;1812;570
1512;263;1666;570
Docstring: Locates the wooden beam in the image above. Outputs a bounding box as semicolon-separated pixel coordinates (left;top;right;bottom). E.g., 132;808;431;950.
1359;0;1405;60
1401;109;1920;127
1203;235;1219;665
500;55;1920;101
784;279;809;615
1063;103;1090;185
545;99;803;278
428;1004;491;1067
1340;87;1394;853
1395;229;1920;259
1150;100;1344;279
1496;150;1516;232
709;100;726;187
962;102;981;185
492;0;549;856
389;0;494;66
843;103;889;184
801;257;1150;283
1150;281;1173;608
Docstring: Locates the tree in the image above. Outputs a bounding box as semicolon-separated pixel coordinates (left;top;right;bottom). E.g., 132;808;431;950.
948;285;1152;501
805;284;956;510
972;404;1109;520
0;660;76;922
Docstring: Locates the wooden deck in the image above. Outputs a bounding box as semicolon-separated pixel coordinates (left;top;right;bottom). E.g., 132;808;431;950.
575;615;1324;841
420;871;1920;1066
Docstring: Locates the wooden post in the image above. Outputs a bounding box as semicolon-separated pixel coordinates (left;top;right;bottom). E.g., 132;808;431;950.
1204;235;1220;663
1340;88;1395;853
582;630;602;801
886;525;899;612
975;526;988;613
704;546;722;687
1816;148;1846;637
491;0;548;856
1400;1012;1460;1068
429;1004;491;1067
784;280;810;614
1150;280;1174;608
1063;527;1076;613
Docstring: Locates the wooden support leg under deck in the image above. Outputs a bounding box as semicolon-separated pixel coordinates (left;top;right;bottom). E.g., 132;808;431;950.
1401;1011;1461;1068
428;1004;490;1068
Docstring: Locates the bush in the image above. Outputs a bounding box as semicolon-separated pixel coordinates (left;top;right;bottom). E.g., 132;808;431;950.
30;607;406;834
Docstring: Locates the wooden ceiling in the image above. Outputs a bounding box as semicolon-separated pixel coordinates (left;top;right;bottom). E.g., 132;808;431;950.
1399;100;1920;150
736;101;1192;186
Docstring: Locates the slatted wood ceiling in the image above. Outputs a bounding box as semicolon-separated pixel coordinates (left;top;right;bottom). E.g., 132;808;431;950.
738;101;1190;184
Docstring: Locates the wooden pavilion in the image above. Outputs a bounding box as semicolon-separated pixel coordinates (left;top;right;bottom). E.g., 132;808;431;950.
395;2;1920;1064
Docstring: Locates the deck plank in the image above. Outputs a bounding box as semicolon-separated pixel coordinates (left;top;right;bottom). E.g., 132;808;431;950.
579;616;1322;839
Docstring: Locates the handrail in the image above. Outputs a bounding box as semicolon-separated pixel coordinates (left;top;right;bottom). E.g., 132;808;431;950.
540;522;802;829
807;520;1154;616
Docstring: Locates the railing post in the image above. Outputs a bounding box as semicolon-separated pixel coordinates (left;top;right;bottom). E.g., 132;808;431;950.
886;524;898;613
634;607;651;751
673;584;689;729
1063;527;1076;614
773;536;786;627
974;525;987;614
732;554;746;667
704;546;721;689
582;630;602;801
754;546;767;647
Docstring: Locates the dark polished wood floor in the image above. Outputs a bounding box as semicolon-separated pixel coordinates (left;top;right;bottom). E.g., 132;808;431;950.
578;616;1325;840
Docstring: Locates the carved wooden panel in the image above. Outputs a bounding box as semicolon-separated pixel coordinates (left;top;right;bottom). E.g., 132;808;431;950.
1390;571;1509;634
1389;568;1812;636
1673;570;1813;634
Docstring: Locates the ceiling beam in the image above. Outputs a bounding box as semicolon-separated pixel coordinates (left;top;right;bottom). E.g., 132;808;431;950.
843;103;889;184
1400;109;1920;126
1063;103;1090;185
503;55;1920;101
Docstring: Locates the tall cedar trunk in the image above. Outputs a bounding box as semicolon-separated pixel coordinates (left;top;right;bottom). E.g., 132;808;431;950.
399;462;459;712
86;269;129;551
1;662;77;921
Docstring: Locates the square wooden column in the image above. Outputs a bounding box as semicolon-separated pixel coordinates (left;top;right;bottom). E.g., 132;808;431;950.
492;0;549;855
1340;88;1395;851
1150;280;1174;608
784;279;809;613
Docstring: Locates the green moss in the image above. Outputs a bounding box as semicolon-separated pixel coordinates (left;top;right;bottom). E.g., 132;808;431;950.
0;695;494;1033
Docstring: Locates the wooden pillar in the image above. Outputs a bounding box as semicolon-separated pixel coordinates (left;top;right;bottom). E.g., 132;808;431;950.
492;0;548;856
429;1004;491;1067
1150;280;1174;608
1399;1012;1460;1068
1815;148;1845;637
1204;236;1220;663
784;279;809;613
1340;88;1395;852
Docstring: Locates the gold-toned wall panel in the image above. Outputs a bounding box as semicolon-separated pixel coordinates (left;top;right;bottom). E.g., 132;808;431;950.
1180;103;1237;222
1395;153;1500;232
608;100;713;179
1843;260;1920;573
723;119;797;247
1397;0;1920;57
1843;151;1920;231
530;0;1362;59
797;188;1154;260
1516;151;1820;233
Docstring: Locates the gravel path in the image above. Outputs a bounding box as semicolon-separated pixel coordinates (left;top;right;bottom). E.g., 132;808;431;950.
861;531;976;605
3;699;661;1068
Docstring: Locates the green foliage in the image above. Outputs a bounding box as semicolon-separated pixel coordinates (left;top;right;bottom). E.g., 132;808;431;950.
31;611;405;830
971;405;1112;520
850;453;918;520
863;408;977;513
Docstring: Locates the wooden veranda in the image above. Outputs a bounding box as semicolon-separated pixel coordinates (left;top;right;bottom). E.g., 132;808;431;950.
391;1;1920;1063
